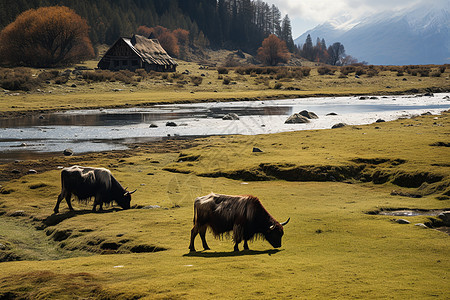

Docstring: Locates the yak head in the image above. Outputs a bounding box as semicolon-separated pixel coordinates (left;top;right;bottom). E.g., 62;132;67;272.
116;188;136;210
265;218;290;248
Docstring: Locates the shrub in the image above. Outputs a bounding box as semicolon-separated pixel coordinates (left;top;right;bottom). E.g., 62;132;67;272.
190;76;203;86
340;66;355;75
135;69;148;79
430;71;441;77
171;72;184;79
418;68;430;77
438;66;446;73
274;82;283;89
54;76;69;84
366;69;378;77
396;71;404;76
0;67;40;91
301;67;311;77
217;67;229;74
37;70;59;81
222;77;231;85
317;66;333;75
355;68;366;76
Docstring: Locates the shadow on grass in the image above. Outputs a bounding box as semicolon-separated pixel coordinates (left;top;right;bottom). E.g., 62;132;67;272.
42;208;121;227
183;249;281;258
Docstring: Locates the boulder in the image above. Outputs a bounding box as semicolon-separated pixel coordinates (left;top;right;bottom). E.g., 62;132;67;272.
252;147;263;153
376;119;385;123
395;219;410;224
438;211;450;225
166;121;177;127
149;124;158;128
222;113;240;120
332;123;347;129
63;149;73;156
285;114;310;124
326;112;338;116
298;110;318;119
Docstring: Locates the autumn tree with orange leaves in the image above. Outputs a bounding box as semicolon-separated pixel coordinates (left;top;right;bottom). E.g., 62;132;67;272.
0;6;94;67
137;25;180;57
257;34;290;66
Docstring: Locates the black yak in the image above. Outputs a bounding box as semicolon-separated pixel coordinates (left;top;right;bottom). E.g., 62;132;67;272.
53;165;136;214
189;193;289;252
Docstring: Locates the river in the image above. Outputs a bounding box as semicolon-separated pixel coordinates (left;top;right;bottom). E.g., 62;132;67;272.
1;93;449;163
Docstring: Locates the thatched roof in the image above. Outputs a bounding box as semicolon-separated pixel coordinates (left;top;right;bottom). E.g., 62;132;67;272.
123;34;177;66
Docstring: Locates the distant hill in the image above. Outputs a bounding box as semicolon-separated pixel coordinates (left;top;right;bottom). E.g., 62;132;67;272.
295;0;450;65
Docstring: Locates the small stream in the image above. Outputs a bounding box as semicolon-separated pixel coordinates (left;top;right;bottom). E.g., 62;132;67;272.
1;93;449;163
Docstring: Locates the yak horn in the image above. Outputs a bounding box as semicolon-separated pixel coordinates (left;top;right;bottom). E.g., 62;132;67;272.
124;189;137;196
281;217;290;226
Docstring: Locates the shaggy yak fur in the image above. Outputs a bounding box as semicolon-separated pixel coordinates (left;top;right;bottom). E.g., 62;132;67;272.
189;193;289;252
54;165;135;213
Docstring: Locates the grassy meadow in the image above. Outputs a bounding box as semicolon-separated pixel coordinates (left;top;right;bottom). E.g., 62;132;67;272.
0;57;449;299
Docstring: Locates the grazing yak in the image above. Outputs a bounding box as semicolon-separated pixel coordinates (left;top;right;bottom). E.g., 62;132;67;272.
54;165;136;214
189;193;290;252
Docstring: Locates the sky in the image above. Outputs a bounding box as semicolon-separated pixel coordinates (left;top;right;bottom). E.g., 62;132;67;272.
265;0;426;38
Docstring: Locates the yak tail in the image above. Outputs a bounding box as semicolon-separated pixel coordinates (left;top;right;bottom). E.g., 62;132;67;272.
193;202;197;225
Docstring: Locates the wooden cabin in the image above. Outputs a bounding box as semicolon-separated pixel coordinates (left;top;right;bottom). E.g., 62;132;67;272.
98;34;177;72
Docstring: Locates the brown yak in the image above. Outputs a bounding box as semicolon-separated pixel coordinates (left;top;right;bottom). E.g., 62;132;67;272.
189;193;289;252
54;165;136;214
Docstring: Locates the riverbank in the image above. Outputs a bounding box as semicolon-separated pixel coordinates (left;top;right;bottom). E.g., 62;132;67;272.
1;61;449;118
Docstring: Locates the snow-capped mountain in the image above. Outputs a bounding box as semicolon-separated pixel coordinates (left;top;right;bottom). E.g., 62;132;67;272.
295;1;449;65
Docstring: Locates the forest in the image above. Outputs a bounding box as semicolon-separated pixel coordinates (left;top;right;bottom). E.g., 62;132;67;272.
0;0;295;54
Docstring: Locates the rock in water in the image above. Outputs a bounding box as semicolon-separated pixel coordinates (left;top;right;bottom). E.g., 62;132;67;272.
299;110;318;119
222;113;240;120
285;114;310;124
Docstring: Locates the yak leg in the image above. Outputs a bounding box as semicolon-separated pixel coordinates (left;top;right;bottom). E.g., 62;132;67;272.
199;225;210;250
54;192;72;214
65;193;74;211
233;224;243;252
189;225;199;252
243;240;249;250
93;194;103;212
54;193;64;214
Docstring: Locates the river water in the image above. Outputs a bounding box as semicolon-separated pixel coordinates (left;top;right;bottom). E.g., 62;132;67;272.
1;93;449;162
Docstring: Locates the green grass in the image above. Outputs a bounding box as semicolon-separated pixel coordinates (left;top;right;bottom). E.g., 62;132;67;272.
0;111;449;298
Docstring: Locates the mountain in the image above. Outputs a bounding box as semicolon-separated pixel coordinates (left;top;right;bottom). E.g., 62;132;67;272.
295;1;450;65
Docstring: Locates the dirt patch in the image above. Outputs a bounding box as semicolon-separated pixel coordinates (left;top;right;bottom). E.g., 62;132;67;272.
130;244;167;253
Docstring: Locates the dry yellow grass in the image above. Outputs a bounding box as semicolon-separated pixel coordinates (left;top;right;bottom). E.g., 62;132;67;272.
1;60;448;114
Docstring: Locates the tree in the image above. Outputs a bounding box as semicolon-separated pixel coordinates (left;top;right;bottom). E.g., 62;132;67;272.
280;15;295;52
137;25;180;57
257;34;289;66
158;30;179;57
0;6;94;67
301;34;314;61
327;42;346;66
